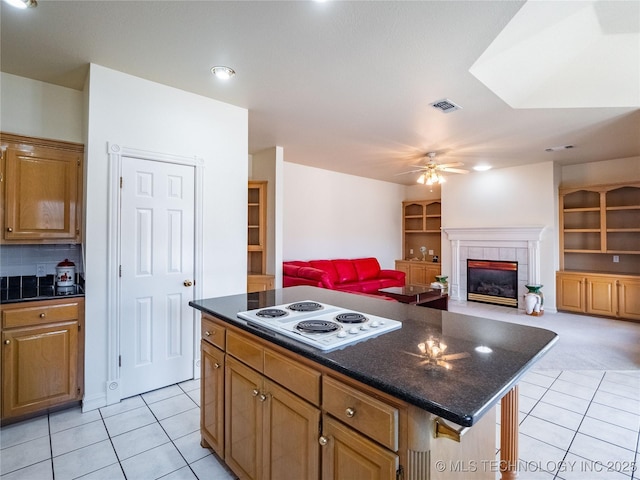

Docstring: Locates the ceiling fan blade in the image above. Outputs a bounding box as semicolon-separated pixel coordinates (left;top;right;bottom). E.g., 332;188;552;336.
441;167;470;174
437;162;464;169
394;169;425;176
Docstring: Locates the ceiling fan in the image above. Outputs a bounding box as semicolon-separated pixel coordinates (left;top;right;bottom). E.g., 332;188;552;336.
397;152;469;185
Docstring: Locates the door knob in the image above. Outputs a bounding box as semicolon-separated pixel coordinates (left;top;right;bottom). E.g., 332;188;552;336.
183;280;193;287
318;436;328;446
6;227;12;232
4;340;10;345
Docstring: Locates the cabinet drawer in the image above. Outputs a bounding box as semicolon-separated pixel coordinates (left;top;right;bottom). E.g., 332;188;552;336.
322;376;398;451
2;303;79;328
264;349;320;406
227;331;263;372
202;316;226;350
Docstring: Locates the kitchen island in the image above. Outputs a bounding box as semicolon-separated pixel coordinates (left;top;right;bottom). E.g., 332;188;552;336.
190;286;557;480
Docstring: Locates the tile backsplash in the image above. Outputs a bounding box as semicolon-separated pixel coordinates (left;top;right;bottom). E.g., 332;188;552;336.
0;244;84;277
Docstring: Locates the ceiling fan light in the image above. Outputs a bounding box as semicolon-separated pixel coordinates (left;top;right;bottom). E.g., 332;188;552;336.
416;173;426;184
4;0;37;8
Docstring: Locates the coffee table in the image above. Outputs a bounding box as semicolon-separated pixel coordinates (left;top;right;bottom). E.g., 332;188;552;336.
378;284;448;310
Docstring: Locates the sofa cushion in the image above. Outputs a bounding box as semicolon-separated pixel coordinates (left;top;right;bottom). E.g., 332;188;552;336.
353;257;381;281
298;267;334;289
309;260;339;284
333;259;358;284
283;264;302;277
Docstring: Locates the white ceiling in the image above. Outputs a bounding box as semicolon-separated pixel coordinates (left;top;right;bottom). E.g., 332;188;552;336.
1;0;639;185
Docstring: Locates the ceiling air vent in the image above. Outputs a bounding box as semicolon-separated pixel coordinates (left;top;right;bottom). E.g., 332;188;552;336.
430;98;463;113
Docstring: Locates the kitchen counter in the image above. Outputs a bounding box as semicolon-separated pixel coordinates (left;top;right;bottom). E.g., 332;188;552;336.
0;275;85;304
190;285;557;428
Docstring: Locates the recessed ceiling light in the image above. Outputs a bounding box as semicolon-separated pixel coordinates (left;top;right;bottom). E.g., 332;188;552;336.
473;165;492;172
210;66;236;80
475;345;493;353
3;0;37;8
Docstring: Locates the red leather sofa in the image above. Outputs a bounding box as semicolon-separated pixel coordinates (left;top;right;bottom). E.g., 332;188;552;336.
283;257;405;294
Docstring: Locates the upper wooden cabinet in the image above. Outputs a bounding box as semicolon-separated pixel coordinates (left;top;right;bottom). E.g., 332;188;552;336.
559;182;640;273
0;133;83;244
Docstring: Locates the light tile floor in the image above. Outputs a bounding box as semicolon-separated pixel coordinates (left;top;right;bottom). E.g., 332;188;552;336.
0;379;236;480
1;370;637;479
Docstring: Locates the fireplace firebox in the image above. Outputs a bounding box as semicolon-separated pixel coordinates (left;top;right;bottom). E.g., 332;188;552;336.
467;259;518;308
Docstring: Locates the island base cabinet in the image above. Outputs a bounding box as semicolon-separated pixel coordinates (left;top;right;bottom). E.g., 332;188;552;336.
263;379;320;480
320;414;398;480
225;356;262;480
201;340;225;457
224;355;321;480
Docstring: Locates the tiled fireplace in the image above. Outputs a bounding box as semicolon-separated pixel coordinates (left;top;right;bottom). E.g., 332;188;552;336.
442;226;546;310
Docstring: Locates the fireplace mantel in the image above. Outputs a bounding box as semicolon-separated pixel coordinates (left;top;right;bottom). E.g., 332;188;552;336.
442;226;546;305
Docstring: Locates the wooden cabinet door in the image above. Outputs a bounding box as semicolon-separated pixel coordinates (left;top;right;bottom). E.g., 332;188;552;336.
3;145;81;241
262;379;320;480
2;321;79;418
586;276;617;316
225;356;264;480
408;264;427;285
321;414;398;480
201;341;225;457
556;273;585;313
618;278;640;320
424;264;441;284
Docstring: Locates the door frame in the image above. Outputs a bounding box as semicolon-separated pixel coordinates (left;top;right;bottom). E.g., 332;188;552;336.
105;142;204;405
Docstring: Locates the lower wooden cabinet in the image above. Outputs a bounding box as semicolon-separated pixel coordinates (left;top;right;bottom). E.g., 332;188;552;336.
225;355;321;480
556;271;640;321
618;278;640;320
201;313;495;480
320;414;398;480
1;298;84;421
201;340;225;457
395;260;441;286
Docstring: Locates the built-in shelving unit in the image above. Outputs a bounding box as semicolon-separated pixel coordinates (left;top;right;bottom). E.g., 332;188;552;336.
247;181;274;292
396;199;441;285
557;181;640;321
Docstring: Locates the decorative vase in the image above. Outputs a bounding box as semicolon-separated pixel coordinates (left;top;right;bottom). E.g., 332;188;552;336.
524;284;544;316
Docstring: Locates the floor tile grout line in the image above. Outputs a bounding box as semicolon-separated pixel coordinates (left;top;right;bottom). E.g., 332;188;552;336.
552;371;638;479
97;404;128;480
139;387;202;480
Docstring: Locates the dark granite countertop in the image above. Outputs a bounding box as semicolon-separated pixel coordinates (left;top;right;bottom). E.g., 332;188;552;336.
190;286;558;427
0;275;85;304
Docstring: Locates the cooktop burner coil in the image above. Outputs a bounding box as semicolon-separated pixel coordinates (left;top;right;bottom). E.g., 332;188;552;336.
335;312;367;324
255;308;288;318
295;320;340;334
288;301;323;312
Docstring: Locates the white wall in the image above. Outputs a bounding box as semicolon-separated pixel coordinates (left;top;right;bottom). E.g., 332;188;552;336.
0;72;84;142
561;156;640;187
441;162;558;308
283;162;405;269
251;147;285;287
84;64;247;409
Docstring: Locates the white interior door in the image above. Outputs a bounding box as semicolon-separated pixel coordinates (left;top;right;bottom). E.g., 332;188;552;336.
119;156;195;398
